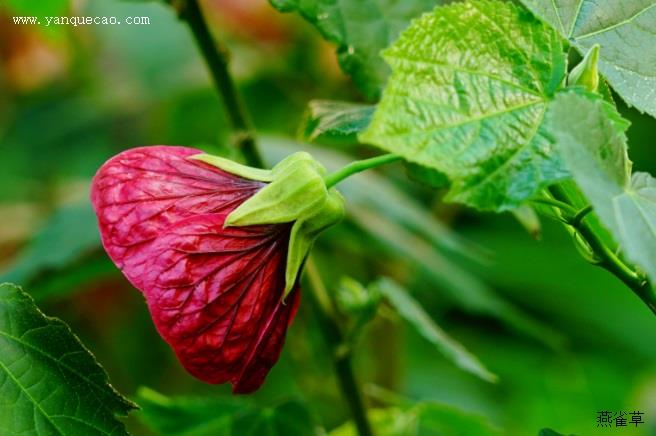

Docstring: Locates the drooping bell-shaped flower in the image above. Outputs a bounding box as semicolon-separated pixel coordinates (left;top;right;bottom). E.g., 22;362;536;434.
91;146;343;393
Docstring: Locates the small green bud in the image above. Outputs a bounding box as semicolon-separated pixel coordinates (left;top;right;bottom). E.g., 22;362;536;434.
568;44;600;92
335;276;381;326
191;152;345;299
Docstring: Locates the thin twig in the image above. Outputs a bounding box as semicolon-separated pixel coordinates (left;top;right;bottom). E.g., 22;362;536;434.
180;0;264;168
177;3;381;430
305;258;374;436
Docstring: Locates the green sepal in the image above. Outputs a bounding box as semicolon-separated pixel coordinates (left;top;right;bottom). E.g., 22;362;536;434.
225;153;328;226
568;44;600;93
194;151;345;299
190;153;274;181
284;189;344;298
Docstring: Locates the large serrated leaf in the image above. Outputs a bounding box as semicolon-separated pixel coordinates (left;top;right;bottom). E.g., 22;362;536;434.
269;0;444;99
519;0;656;117
361;0;569;211
548;91;656;282
0;283;136;435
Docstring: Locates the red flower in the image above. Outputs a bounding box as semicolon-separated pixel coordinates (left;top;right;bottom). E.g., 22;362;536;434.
91;146;300;393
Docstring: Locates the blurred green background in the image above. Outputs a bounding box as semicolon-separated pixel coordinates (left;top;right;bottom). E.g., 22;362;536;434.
0;0;655;435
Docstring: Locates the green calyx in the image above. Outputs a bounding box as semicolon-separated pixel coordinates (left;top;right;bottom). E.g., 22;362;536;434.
191;152;345;299
568;44;600;93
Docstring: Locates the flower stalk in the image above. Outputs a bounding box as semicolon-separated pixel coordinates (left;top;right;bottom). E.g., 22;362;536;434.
180;0;263;168
305;259;374;436
325;154;402;188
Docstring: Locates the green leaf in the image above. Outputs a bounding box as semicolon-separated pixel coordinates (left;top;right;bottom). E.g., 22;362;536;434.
0;283;136;435
404;162;450;189
136;387;245;435
331;403;501;436
519;0;656;117
538;429;569;436
269;0;444;99
137;387;318;436
548;91;656;282
231;401;318;436
28;256;118;302
415;403;502;435
373;278;497;383
0;202;101;285
510;204;542;240
361;0;569;211
331;408;414;436
301;100;375;145
347;205;563;348
4;0;68;16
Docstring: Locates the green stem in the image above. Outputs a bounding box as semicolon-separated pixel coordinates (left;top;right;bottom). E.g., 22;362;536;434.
531;197;578;217
180;0;264;168
325;154;402;188
305;259;374;436
177;0;376;427
549;185;656;315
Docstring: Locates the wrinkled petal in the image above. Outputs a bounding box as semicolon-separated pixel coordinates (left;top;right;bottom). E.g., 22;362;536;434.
91;146;300;393
91;146;263;289
141;213;299;393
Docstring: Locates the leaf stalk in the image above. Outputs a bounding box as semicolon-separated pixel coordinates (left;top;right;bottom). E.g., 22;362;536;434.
548;185;656;315
324;154;402;188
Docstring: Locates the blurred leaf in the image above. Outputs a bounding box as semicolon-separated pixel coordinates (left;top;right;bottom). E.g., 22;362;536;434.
360;0;569;211
0;202;100;285
29;255;117;302
0;96;119;202
519;0;656;117
510;205;541;240
331;403;501;435
0;283;136;434
136;387;246;435
269;0;443;99
3;0;68;16
405;162;450;189
262;137;564;348
350;205;564;348
137;387;319;436
232;401;318;436
415;403;502;435
373;278;497;383
538;429;569;436
549;91;656;282
302;101;374;146
331;408;412;436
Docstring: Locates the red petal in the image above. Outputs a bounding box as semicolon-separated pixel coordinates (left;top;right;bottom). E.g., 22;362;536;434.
141;213;299;393
91;146;299;392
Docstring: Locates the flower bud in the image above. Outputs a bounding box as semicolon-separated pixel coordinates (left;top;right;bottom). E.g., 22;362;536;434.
568;44;600;93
